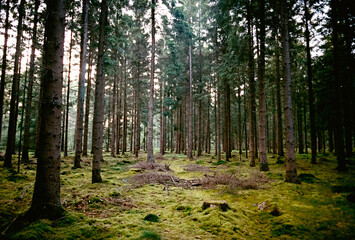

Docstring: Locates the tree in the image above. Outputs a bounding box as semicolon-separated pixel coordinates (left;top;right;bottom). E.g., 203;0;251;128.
303;0;317;164
4;0;26;168
330;0;346;171
187;35;193;160
0;0;10;142
27;0;65;219
92;0;108;183
247;0;256;167
147;0;155;163
258;0;269;171
280;0;298;183
22;0;40;162
74;0;89;168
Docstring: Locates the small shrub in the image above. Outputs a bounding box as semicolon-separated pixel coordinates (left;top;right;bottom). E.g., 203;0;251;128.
143;214;159;222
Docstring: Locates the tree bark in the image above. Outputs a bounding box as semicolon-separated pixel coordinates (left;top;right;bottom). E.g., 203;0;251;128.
64;30;73;157
247;1;256;167
258;0;269;171
330;0;346;171
111;75;117;157
22;0;40;162
74;0;89;168
147;0;156;163
187;44;193;160
280;0;298;183
160;78;166;155
275;47;284;157
0;0;10;142
303;0;317;163
92;0;108;183
83;51;93;157
27;0;65;219
4;0;26;168
122;56;127;154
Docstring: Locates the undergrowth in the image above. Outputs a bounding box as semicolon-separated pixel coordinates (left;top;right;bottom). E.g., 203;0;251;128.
0;150;354;239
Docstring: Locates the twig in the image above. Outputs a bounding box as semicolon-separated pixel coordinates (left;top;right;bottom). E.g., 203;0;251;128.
20;183;34;199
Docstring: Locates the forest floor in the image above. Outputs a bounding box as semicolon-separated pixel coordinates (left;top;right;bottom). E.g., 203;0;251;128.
0;150;355;239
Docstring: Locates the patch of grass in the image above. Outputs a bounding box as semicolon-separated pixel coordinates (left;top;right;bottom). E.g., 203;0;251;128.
213;160;227;166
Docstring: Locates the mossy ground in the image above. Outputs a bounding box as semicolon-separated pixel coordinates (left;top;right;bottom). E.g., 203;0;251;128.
0;150;354;239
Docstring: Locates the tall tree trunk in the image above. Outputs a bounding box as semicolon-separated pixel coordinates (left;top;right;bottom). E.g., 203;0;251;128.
280;0;298;183
92;0;108;183
243;77;248;159
116;60;122;155
111;75;117;157
74;0;89;167
224;80;231;161
83;51;92;157
247;1;256;167
205;84;211;154
122;56;127;154
64;30;73;157
187;44;193;160
276;47;284;157
297;104;304;154
134;73;140;157
22;0;40;162
4;0;26;168
258;0;268;171
0;0;10;142
330;0;346;171
147;0;155;163
27;0;65;219
160;78;166;155
303;100;308;154
272;93;277;154
238;83;243;159
303;0;316;163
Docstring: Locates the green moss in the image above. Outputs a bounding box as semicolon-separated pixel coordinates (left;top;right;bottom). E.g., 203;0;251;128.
1;151;355;239
139;230;161;240
213;160;227;166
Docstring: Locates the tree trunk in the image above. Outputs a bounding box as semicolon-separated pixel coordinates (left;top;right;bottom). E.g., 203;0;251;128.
147;0;155;163
297;104;304;154
22;0;40;162
116;60;122;155
74;0;89;167
83;51;93;157
247;1;256;167
160;78;166;155
122;56;127;154
224;80;231;161
64;30;73;157
4;0;26;168
276;47;284;157
303;0;316;163
280;0;298;183
27;0;65;219
111;75;117;157
187;44;193;160
92;0;108;183
0;0;10;142
134;73;140;157
258;0;269;171
330;0;346;171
